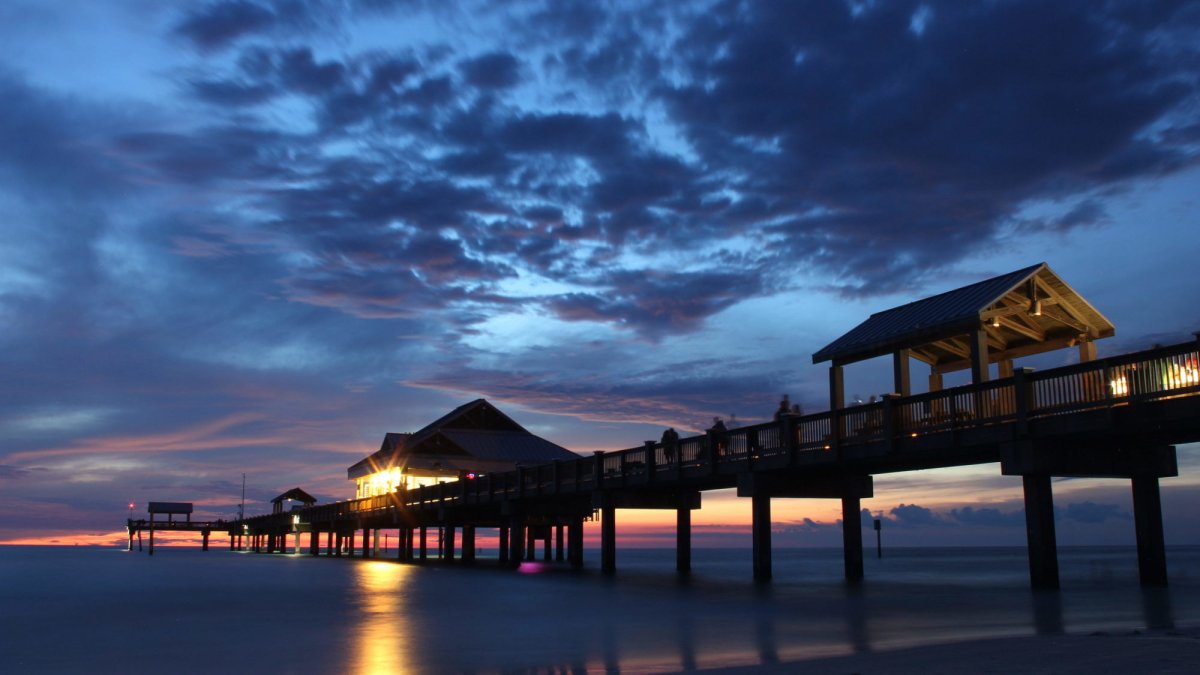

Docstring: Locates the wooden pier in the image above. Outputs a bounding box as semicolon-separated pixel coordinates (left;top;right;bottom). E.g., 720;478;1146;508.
126;502;228;555
225;337;1200;589
137;265;1200;590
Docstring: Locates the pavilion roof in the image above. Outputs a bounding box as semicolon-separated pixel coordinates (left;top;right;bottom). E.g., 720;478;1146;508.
270;487;317;505
347;399;576;479
812;262;1115;371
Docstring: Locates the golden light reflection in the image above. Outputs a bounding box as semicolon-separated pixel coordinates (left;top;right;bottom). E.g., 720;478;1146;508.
352;561;415;675
1110;376;1129;396
1164;361;1200;389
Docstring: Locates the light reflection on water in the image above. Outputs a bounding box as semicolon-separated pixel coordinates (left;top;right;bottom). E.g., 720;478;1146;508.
351;561;414;675
0;546;1196;673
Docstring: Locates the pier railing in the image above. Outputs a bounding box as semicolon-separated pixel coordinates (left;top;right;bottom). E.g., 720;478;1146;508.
277;338;1200;528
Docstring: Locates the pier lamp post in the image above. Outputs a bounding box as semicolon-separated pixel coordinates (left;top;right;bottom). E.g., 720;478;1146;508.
128;502;135;521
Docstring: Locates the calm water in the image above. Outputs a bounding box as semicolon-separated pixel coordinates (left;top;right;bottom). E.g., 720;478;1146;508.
1;545;1197;673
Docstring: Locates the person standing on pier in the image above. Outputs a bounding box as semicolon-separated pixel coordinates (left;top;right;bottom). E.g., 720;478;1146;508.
774;395;791;420
661;427;680;464
709;417;728;458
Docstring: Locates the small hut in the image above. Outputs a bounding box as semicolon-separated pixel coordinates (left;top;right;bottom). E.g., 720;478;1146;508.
271;487;317;514
347;399;578;499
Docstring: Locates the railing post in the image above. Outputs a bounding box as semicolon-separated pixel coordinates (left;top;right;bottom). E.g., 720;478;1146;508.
1014;367;1034;436
781;414;798;466
619;451;628;486
882;394;899;453
644;441;657;483
593;451;605;488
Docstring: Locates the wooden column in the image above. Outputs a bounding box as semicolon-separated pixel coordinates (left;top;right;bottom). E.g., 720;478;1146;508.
555;524;565;562
543;531;552;561
842;496;864;584
326;531;333;556
373;528;381;556
525;528;536;560
1079;339;1097;363
362;527;370;558
347;530;356;557
752;493;771;581
499;525;510;563
1132;477;1168;587
830;364;845;454
462;525;476;563
509;518;526;564
998;359;1015;379
677;504;692;574
148;513;155;556
893;348;912;396
1022;474;1060;590
310;530;319;556
568;519;584;569
202;530;210;551
969;328;990;384
444;525;456;562
928;369;943;392
334;532;343;557
419;526;428;560
601;499;617;574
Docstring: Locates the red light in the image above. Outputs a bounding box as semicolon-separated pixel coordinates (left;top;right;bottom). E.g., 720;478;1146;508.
465;472;477;480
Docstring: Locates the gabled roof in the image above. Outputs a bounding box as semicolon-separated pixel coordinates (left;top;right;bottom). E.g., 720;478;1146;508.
271;487;317;505
813;262;1115;369
347;399;576;479
439;429;575;464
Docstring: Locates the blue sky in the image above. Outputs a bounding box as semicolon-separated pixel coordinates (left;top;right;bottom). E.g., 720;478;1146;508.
1;0;1198;547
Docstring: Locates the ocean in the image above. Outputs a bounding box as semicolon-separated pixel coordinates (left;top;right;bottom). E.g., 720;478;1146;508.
1;545;1197;673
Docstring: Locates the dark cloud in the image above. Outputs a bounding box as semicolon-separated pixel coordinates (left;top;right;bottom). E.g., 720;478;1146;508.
662;0;1200;294
0;465;32;480
888;503;940;527
461;52;522;90
1061;501;1131;524
948;506;1025;528
175;1;277;50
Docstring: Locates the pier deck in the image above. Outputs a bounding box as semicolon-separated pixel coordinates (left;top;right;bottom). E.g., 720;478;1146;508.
221;338;1200;590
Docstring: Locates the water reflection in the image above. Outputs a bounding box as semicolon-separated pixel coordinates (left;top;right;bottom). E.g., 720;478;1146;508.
351;561;414;675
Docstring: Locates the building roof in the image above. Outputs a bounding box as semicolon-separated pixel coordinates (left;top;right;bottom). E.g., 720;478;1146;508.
347;399;577;479
812;262;1115;370
270;487;317;505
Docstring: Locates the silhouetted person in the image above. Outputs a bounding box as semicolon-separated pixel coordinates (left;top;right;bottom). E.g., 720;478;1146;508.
774;395;791;421
709;417;728;458
661;427;680;463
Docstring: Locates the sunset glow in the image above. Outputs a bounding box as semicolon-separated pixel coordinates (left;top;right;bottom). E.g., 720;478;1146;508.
1;1;1199;549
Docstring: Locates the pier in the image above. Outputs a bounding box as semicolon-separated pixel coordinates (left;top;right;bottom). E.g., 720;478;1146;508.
143;265;1200;590
228;336;1200;589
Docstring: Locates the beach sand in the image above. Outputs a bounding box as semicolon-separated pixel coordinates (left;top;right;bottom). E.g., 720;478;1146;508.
713;625;1200;674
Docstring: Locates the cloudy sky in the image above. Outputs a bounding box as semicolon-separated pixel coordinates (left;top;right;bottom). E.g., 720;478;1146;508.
2;0;1199;549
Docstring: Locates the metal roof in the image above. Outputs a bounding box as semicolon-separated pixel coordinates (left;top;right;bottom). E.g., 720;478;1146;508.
347;399;577;479
813;262;1115;369
271;487;317;505
439;429;577;464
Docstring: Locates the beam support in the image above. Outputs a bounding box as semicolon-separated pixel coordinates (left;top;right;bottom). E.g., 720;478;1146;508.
677;503;692;574
1022;474;1060;590
601;497;617;575
1132;477;1168;587
752;494;771;582
842;496;864;584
